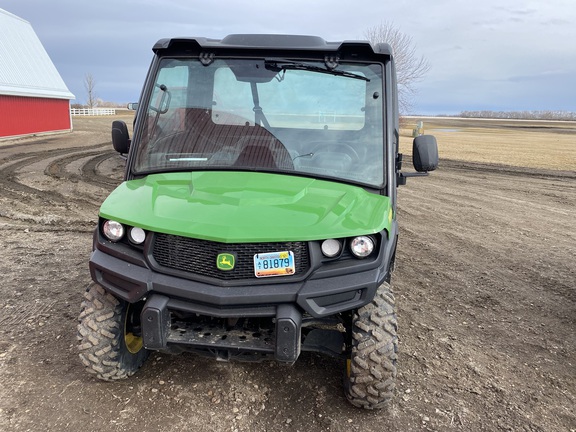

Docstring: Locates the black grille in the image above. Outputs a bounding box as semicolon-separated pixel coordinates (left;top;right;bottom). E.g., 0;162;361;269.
151;234;310;281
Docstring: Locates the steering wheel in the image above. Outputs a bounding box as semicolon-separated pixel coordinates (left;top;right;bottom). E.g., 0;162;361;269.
310;142;359;161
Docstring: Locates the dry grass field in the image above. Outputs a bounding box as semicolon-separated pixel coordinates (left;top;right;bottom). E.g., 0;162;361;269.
0;115;574;431
401;117;576;171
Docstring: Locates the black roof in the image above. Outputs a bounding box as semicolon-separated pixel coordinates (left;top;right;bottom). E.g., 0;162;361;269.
152;34;392;58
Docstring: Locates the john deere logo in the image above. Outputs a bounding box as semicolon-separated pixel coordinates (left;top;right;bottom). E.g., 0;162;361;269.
217;253;235;271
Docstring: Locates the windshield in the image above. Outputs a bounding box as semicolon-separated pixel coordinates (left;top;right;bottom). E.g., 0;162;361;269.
133;57;385;187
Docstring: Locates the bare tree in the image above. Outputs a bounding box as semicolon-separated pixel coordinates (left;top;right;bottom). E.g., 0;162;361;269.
84;73;97;108
364;22;430;114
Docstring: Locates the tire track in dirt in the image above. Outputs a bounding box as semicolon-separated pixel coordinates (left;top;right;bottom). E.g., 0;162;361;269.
80;153;124;188
0;143;107;197
0;143;122;231
439;158;576;180
44;148;122;189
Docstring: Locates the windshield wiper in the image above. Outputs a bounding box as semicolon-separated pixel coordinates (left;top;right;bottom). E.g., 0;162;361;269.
264;59;370;82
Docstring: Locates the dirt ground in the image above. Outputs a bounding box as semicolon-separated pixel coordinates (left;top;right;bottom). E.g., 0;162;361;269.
0;116;574;431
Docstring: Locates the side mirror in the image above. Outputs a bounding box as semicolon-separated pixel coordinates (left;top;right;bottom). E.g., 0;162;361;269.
413;135;438;172
111;120;130;154
127;102;139;111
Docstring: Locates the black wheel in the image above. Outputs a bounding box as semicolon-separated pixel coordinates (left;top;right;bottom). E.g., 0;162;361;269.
344;281;398;409
77;283;149;380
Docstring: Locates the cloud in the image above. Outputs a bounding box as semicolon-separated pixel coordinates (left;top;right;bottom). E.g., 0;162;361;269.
2;0;575;113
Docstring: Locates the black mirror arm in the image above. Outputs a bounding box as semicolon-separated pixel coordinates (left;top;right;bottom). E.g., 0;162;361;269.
397;171;429;186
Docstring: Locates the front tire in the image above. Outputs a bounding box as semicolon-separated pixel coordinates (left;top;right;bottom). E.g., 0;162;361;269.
77;284;149;380
344;281;398;409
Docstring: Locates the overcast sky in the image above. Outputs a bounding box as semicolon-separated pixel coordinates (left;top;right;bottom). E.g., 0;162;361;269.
1;0;575;115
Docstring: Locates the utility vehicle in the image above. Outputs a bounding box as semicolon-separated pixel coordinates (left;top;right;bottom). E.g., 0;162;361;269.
78;34;438;409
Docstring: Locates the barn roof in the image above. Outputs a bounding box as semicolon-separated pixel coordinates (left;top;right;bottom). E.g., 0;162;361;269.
0;8;74;100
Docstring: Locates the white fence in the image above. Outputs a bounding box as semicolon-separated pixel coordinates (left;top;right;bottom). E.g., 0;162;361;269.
70;108;116;116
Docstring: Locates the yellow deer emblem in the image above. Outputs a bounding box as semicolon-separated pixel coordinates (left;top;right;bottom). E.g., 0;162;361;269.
217;253;235;271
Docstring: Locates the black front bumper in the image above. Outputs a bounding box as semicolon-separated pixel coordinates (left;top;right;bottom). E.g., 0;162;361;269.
141;294;302;362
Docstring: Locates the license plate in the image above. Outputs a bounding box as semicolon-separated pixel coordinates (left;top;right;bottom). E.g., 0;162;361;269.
253;251;295;278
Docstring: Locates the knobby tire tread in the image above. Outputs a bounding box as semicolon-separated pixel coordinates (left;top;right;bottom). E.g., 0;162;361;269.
77;284;147;381
345;281;398;409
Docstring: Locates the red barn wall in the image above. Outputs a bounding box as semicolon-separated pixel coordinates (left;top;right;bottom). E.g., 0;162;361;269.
0;95;71;138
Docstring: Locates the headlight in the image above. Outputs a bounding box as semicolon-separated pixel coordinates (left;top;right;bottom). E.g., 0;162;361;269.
350;236;375;258
321;239;342;258
102;220;124;242
128;227;146;244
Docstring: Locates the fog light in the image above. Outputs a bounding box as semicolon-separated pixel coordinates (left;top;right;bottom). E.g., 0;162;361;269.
350;236;375;258
102;220;124;242
321;239;342;258
128;227;146;244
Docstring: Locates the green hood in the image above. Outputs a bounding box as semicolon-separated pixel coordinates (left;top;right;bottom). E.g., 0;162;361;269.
99;172;392;243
